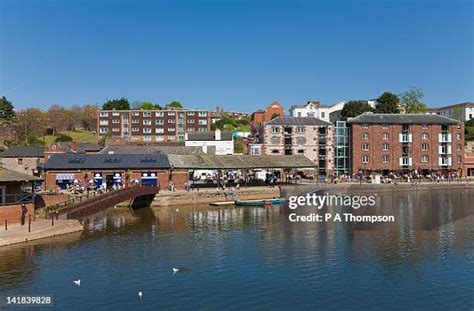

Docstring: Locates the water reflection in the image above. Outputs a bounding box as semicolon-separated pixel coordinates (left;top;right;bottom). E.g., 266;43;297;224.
0;189;472;309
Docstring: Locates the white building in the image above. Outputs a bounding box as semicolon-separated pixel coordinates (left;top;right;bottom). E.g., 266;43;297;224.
289;100;377;122
434;102;474;122
185;129;234;155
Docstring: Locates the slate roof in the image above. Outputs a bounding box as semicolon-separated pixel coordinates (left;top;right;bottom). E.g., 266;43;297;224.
43;153;171;170
77;143;103;153
347;113;459;125
0;167;42;182
168;154;316;169
99;145;204;155
186;131;233;141
265;117;332;126
0;146;45;158
436;102;474;110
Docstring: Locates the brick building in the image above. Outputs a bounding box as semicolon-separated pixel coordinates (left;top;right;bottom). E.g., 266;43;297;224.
252;101;285;124
262;117;334;176
98;108;212;143
347;113;465;175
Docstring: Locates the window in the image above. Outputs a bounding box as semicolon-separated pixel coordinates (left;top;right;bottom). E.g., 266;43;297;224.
362;123;369;129
321;112;326;118
421;143;429;151
421;124;428;129
422;133;429;140
143;128;152;134
156;128;164;134
296;127;305;133
187;112;195;116
457;124;461;130
156;119;164;125
382;155;389;163
401;157;410;165
156;136;164;141
187;119;195;124
168;128;176;132
457;155;462;164
112;128;120;132
167;112;176;116
363;133;369;140
382;133;389;140
402;125;410;132
421;155;429;163
382;123;388;129
198;112;207;117
297;149;305;154
382;144;389;151
132;112;140;116
457;133;461;140
132;128;139;132
144;136;152;141
168;135;176;140
100;120;109;126
100;128;108;134
198;120;207;125
296;137;306;145
100;111;109;117
143;120;152;125
457;144;462;151
155;112;164;117
297;112;302;117
272;149;279;154
307;113;314;117
143;112;151;117
112;119;120;124
270;137;280;145
362;156;369;163
362;144;369;151
112;112;120;116
17;158;23;165
168;119;176;124
271;127;280;134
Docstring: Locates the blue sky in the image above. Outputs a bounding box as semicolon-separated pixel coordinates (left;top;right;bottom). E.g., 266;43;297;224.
0;0;472;111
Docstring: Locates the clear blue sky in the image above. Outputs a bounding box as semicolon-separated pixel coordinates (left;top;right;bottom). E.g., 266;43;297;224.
0;0;472;112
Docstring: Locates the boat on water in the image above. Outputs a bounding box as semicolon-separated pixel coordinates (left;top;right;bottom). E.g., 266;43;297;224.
234;198;286;207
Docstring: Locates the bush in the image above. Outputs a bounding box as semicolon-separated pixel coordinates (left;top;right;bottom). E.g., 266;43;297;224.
55;133;73;143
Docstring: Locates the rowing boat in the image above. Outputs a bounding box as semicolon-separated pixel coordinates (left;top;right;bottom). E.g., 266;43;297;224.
234;198;286;207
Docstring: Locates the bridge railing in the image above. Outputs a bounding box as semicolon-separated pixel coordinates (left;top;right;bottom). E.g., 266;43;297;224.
46;184;160;219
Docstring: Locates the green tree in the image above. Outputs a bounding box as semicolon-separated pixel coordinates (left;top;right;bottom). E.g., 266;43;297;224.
55;133;73;143
399;87;426;113
167;101;183;109
0;96;15;122
375;92;400;113
25;132;45;146
340;100;374;120
102;97;130;110
140;101;161;110
234;137;244;154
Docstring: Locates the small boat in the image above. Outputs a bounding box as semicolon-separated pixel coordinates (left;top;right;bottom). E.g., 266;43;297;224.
234;198;286;207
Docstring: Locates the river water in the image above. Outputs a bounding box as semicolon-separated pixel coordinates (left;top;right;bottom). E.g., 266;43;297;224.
1;189;473;310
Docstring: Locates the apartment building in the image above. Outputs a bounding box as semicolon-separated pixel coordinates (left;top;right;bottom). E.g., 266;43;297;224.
347;113;464;175
434;102;474;121
263;117;334;176
98;109;211;143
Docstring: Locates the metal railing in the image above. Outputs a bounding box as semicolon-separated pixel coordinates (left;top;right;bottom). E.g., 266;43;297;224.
0;192;35;207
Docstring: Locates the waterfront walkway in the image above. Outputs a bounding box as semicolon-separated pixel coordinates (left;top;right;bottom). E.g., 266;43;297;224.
0;219;83;247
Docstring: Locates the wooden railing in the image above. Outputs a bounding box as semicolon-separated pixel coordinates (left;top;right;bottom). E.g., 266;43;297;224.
47;185;160;220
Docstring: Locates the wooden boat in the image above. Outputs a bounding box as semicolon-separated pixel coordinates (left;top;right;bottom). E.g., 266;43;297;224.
234;198;286;207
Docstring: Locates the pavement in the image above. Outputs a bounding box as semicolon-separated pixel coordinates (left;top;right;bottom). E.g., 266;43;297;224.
0;219;84;247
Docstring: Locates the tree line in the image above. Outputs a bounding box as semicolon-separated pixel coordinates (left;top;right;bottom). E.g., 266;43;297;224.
340;87;427;120
102;97;184;110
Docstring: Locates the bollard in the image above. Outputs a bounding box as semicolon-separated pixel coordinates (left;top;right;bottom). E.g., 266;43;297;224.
52;215;54;227
28;214;31;232
4;219;7;231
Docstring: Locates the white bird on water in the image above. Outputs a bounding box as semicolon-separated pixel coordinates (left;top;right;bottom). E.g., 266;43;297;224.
73;279;81;287
172;268;180;274
138;291;143;299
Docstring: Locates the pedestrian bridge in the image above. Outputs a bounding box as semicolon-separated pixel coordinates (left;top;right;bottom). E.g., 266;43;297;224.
47;185;160;220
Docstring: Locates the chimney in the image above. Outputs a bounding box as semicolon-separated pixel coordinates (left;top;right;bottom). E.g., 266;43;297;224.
216;106;220;113
215;129;221;141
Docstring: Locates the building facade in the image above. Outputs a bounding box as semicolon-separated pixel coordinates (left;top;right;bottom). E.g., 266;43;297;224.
289;101;330;122
98;109;212;143
334;121;350;175
252;101;285;124
434;102;474;121
184;130;234;155
0;146;45;176
348;113;465;175
262;117;334;176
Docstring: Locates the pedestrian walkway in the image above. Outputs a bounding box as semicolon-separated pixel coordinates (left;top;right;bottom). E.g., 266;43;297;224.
0;219;83;247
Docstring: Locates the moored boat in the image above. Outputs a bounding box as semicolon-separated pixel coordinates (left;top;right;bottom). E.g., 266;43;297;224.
234;198;286;207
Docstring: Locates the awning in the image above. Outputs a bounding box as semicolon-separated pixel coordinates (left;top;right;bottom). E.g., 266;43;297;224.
56;173;75;180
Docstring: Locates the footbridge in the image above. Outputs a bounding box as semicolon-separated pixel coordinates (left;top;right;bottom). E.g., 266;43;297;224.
47;185;160;220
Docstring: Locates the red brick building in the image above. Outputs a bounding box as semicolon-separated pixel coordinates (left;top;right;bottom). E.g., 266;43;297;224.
252;101;285;125
347;113;465;175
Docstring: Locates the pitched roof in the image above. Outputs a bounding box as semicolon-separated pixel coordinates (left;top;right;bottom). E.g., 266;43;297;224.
435;102;474;110
0;167;42;182
265;117;332;126
347;113;459;125
168;154;316;169
99;145;203;155
186;131;233;141
0;146;45;158
43;153;170;170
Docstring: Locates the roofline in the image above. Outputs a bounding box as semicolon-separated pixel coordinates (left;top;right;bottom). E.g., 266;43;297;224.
347;113;461;124
432;102;474;110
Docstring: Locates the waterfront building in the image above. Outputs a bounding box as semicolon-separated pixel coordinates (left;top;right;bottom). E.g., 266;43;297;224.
432;102;474;121
347;113;465;175
262;117;334;176
0;167;41;224
97;108;212;143
99;145;203;155
0;146;45;177
251;101;285;125
289;100;377;122
184;130;234;155
334;121;350;176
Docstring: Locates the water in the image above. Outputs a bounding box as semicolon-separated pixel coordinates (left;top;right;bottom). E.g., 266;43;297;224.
1;189;473;310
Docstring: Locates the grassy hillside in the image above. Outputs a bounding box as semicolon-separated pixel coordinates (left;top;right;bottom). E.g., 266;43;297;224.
41;130;98;145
